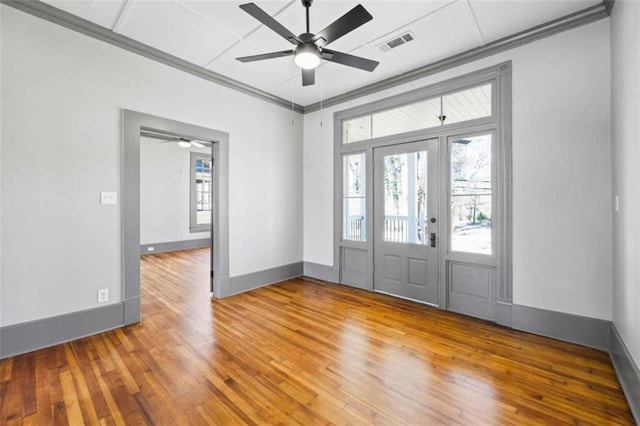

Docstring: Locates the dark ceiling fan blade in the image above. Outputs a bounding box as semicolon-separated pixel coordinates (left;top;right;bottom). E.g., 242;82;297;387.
239;3;301;44
236;50;294;62
312;4;372;46
322;49;379;71
302;68;315;86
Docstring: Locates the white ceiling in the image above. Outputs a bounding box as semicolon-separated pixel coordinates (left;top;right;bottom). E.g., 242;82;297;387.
42;0;599;106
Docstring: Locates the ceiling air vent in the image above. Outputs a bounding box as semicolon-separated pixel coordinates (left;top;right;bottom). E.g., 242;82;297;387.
378;31;416;52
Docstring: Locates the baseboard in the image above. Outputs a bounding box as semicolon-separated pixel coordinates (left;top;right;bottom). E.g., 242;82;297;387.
303;261;339;283
226;262;303;297
140;238;210;255
610;323;640;423
511;304;610;351
0;303;124;359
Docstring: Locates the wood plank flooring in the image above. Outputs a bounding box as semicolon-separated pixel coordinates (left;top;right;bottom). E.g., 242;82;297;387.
0;248;634;424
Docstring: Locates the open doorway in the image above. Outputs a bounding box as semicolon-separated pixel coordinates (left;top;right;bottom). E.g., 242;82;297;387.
139;131;213;257
122;110;230;325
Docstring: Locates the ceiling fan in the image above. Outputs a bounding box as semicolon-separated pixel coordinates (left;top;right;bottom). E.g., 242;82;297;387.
236;0;379;86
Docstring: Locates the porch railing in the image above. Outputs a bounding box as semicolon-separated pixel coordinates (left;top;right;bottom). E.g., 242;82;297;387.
346;215;428;244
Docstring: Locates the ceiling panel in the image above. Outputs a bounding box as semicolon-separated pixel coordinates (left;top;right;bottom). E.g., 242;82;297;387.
377;1;484;74
180;1;294;41
353;1;456;49
117;1;240;66
41;0;126;29
470;0;598;43
207;39;300;91
39;0;605;107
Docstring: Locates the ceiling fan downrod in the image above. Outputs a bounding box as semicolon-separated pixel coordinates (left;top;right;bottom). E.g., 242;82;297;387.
302;0;313;33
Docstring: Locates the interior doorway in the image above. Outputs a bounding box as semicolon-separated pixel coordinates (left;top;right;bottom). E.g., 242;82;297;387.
122;110;230;325
139;131;214;293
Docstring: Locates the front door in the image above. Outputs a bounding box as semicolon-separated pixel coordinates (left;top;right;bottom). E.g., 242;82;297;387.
373;139;439;305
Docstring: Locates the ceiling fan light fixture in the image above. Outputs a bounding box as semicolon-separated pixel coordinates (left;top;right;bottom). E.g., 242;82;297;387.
294;44;320;69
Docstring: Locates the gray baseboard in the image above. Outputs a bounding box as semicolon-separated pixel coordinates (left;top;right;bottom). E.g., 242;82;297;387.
303;261;339;283
0;303;124;359
610;323;640;423
511;304;610;351
140;238;210;255
225;262;303;297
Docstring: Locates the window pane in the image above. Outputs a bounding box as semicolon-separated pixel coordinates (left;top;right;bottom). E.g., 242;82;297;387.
343;116;371;144
442;84;492;126
451;134;492;254
383;150;428;244
372;97;441;139
343;153;366;241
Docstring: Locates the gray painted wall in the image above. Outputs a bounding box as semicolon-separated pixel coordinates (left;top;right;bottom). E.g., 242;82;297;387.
610;0;640;409
140;137;210;245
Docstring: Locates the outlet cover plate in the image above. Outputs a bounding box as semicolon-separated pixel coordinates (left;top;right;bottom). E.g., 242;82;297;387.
97;288;109;303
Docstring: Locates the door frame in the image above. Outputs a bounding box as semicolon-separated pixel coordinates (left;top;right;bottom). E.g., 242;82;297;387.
122;110;230;325
332;62;512;326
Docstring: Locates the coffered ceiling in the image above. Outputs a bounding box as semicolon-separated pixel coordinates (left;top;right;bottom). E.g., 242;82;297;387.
39;0;602;107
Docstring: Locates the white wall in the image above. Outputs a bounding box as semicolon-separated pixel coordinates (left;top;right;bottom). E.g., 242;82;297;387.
140;137;210;245
304;19;612;320
0;7;303;327
611;0;640;367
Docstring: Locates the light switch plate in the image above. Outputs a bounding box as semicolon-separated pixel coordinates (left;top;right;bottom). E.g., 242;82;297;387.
100;192;117;205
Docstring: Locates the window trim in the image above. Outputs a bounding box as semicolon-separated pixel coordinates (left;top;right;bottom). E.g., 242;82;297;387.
190;151;212;233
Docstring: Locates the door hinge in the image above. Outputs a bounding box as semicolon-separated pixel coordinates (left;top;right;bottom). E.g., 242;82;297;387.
210;270;214;279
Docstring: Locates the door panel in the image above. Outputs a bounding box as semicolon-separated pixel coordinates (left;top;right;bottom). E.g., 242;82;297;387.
448;262;496;320
374;139;439;305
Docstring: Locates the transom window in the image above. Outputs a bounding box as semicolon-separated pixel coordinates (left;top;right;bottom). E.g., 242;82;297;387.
342;83;492;144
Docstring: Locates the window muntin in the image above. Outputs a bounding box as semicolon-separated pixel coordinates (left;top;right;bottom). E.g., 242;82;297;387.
343;153;366;241
450;134;492;255
342;83;492;145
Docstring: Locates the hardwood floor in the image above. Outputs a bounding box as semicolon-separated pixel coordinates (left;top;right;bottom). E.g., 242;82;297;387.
0;248;634;425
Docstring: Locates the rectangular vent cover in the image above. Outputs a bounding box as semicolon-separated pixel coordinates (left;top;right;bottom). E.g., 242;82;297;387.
379;31;415;52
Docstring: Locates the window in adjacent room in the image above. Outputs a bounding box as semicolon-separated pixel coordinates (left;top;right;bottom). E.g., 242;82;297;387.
190;152;212;232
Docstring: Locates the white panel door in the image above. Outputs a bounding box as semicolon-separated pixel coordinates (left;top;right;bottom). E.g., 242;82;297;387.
374;139;439;304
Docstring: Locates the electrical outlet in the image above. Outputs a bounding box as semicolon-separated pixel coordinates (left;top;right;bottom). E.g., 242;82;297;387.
100;192;117;205
147;246;155;252
97;289;109;303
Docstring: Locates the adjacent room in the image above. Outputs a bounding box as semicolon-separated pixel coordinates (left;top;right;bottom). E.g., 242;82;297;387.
0;0;638;423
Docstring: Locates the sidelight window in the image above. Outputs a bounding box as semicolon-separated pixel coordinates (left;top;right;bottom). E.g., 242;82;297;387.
450;134;492;255
343;153;366;241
